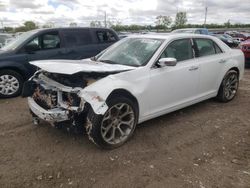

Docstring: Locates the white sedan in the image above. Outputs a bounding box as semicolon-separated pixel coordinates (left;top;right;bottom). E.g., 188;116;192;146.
23;34;244;149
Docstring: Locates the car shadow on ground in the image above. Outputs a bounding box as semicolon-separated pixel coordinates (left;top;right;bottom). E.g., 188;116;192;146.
39;98;221;150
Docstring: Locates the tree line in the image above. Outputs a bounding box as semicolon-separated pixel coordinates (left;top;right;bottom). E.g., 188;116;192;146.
3;12;250;33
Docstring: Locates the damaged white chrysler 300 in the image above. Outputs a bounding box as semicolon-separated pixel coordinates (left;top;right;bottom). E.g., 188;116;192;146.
23;34;244;149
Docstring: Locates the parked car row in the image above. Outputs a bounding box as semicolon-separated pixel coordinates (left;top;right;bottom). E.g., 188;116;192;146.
225;31;250;42
211;33;240;48
0;27;119;98
0;33;14;48
223;31;250;65
240;39;250;66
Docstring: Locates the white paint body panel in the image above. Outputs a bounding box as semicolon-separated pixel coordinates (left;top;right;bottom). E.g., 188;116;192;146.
29;34;245;124
30;59;136;75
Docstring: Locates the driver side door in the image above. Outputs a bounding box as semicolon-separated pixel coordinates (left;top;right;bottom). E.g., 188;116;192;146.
146;38;200;117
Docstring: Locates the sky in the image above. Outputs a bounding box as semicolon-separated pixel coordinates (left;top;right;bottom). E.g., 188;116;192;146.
0;0;250;27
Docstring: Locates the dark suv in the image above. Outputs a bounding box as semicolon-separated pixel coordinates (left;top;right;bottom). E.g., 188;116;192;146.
0;27;119;98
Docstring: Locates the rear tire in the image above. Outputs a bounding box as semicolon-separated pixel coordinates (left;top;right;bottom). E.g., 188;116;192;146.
86;96;138;149
0;69;24;98
216;70;239;102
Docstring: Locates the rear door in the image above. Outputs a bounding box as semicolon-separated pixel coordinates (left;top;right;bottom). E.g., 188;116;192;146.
192;38;225;96
60;29;98;59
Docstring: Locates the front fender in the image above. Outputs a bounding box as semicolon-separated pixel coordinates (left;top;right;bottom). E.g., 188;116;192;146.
78;71;149;115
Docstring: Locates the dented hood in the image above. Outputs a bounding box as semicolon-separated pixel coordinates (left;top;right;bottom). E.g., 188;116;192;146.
30;59;136;75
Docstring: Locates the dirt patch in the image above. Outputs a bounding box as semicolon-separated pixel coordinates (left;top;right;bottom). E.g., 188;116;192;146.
0;70;250;188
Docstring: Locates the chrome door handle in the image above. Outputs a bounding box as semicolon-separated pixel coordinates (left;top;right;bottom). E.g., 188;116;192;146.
189;66;199;71
219;59;226;64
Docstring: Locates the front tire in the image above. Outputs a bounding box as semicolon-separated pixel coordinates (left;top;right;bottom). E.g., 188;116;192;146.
216;70;239;102
0;69;24;98
86;96;138;149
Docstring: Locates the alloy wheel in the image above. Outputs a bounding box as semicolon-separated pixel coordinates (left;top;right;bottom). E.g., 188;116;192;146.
224;73;238;100
101;103;135;145
0;74;20;96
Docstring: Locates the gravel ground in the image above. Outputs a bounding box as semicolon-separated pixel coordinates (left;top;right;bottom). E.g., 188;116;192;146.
0;69;250;188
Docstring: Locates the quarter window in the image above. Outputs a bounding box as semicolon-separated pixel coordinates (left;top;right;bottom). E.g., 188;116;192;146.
160;39;193;62
214;42;223;54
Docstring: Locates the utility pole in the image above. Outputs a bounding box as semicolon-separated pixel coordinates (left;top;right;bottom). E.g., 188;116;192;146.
204;6;207;28
104;11;107;28
0;19;3;29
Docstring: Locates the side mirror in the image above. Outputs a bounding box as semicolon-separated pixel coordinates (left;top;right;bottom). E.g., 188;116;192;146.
24;43;40;53
158;58;177;67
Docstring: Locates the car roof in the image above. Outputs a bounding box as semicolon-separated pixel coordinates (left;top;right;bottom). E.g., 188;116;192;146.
127;33;215;40
174;28;205;31
30;27;113;33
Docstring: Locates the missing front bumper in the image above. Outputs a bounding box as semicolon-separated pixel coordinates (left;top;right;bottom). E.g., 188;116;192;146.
28;97;69;122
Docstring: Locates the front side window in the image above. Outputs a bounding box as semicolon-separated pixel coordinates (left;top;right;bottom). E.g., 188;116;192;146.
194;38;221;57
96;38;163;67
24;32;60;51
160;39;193;62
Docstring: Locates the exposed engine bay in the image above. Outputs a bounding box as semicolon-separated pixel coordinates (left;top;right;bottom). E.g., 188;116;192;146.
22;70;112;131
23;71;109;107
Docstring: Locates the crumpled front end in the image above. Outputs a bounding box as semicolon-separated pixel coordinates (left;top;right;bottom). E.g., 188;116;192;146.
28;97;69;122
23;71;108;126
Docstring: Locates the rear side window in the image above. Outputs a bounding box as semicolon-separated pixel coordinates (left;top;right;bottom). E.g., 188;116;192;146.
42;33;60;49
194;38;222;57
62;30;92;47
96;30;116;43
160;39;193;62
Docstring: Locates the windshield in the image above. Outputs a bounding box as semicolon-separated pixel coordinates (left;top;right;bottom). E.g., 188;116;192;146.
1;30;38;51
96;38;163;67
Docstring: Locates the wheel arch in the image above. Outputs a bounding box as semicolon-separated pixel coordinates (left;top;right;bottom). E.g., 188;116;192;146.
215;65;240;98
0;67;23;77
219;66;240;87
228;67;240;77
216;66;240;102
106;88;140;116
0;63;29;80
